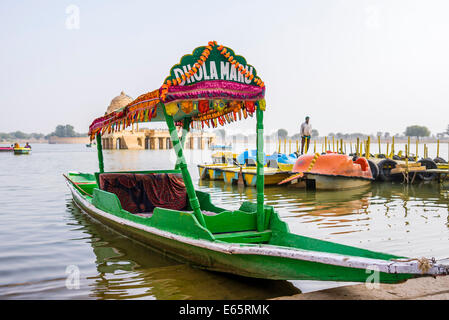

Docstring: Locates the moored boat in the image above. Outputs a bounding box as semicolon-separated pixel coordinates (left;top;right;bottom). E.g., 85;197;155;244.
280;153;374;190
66;41;448;283
210;151;237;164
275;152;297;171
13;147;31;155
210;144;232;150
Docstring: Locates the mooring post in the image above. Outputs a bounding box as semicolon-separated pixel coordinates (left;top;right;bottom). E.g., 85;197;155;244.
378;135;381;155
437;139;440;158
416;138;419;161
408;136;411;158
392;136;395;158
367;137;371;158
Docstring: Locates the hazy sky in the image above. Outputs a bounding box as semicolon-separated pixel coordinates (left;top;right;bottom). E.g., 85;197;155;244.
0;0;448;137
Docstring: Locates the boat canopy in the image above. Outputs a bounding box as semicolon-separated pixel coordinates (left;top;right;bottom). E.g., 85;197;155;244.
89;41;267;229
88;41;266;140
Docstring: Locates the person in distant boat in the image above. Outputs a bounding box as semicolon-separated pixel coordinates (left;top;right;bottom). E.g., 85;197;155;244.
300;116;312;154
25;142;31;149
14;143;19;148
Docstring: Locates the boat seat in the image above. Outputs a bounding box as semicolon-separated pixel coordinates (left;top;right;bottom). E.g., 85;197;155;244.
213;229;272;244
99;173;188;214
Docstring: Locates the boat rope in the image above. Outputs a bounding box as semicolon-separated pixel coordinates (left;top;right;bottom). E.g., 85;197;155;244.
390;257;435;274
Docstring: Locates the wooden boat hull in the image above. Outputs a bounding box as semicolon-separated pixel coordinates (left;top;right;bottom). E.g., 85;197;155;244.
66;175;449;282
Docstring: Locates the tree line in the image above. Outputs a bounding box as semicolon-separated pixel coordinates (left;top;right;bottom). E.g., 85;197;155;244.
0;125;86;142
214;124;449;141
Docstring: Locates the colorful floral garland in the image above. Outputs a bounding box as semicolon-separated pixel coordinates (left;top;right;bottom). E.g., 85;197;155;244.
89;41;266;140
160;41;265;102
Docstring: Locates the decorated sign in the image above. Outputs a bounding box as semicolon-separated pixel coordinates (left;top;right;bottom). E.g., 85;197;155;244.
160;41;265;104
166;48;258;86
89;41;267;139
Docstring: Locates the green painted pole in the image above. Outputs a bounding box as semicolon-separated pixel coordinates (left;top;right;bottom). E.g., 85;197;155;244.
180;117;191;149
96;133;104;173
162;104;206;228
256;107;265;232
175;118;191;170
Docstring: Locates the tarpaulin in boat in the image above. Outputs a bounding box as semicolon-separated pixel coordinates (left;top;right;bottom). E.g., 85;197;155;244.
138;173;187;211
99;173;187;214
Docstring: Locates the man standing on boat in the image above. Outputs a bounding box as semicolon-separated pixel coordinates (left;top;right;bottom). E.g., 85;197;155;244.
300;116;312;154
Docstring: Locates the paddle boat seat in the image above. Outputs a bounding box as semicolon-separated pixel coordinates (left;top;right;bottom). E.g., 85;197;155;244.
98;173;188;215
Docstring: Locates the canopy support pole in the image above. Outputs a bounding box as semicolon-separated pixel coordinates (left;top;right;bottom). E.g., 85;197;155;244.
96;133;104;173
162;105;207;228
175;118;191;170
181;117;191;147
256;107;265;231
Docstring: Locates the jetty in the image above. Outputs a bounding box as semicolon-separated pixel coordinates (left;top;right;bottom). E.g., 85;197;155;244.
272;136;449;186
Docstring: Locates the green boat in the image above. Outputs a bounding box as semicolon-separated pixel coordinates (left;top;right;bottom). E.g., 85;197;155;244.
66;41;448;283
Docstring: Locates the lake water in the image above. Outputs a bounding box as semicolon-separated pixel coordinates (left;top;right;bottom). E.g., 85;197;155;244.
0;143;448;299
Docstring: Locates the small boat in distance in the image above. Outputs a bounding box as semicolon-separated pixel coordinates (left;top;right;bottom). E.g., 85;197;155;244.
13;143;31;155
0;146;13;152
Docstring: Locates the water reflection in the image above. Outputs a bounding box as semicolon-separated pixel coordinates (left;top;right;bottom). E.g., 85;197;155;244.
67;201;300;299
1;144;447;299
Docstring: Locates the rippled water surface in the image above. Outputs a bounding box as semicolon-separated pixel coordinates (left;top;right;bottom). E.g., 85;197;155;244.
0;144;448;299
